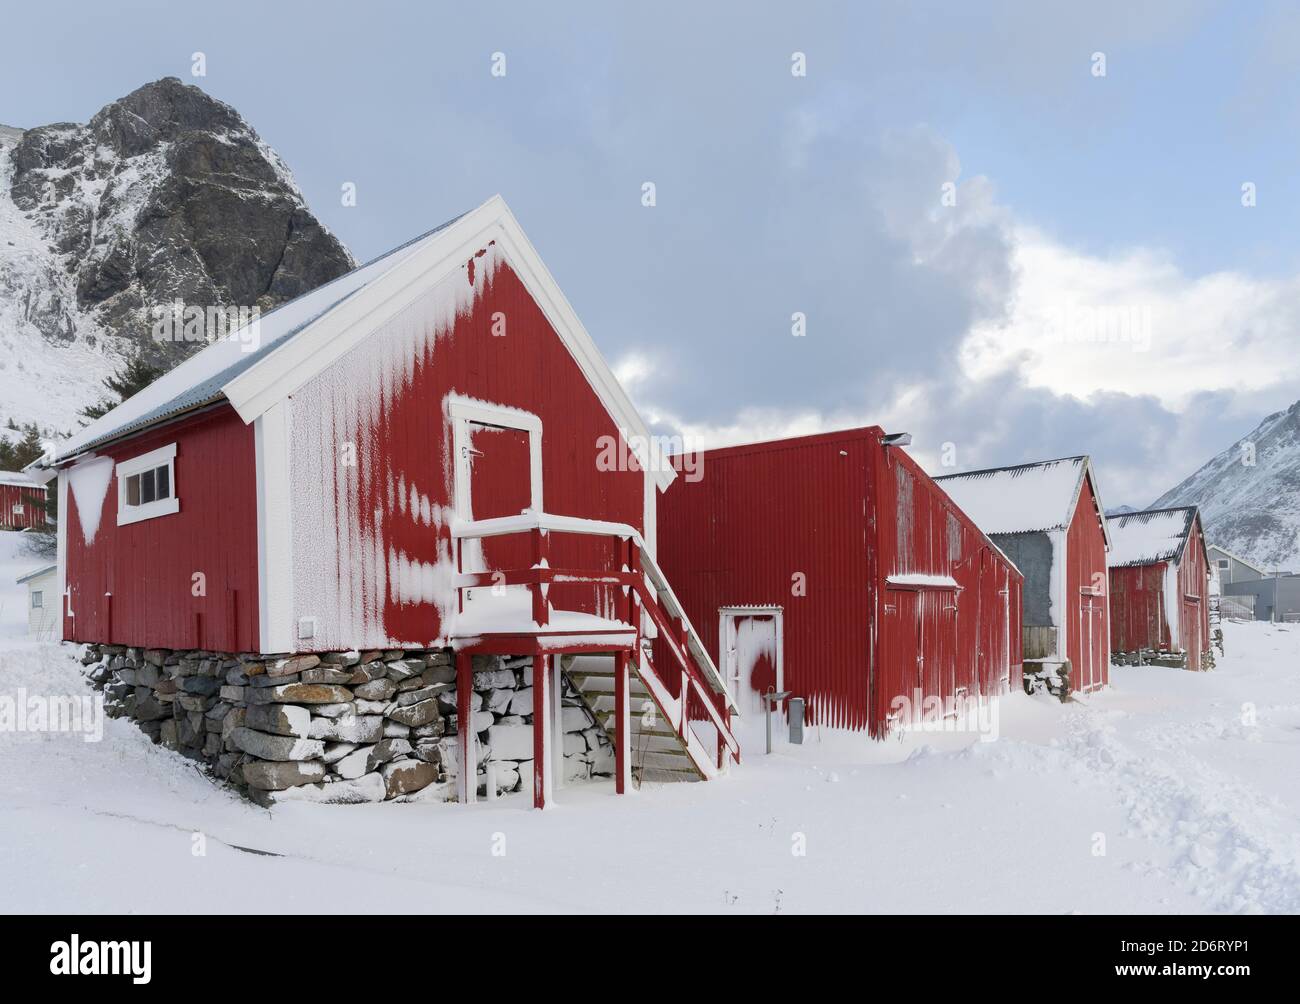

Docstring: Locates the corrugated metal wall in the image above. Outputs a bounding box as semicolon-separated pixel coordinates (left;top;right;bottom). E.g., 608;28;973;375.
658;429;1023;737
875;446;1023;736
63;405;260;652
288;247;646;650
657;430;875;729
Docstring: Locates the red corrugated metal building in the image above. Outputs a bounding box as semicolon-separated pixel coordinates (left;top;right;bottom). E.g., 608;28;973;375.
1108;506;1212;670
37;196;740;806
0;471;48;530
656;429;1023;737
935;457;1111;694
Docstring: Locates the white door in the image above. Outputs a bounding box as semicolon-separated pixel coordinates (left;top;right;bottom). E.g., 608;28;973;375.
721;610;782;717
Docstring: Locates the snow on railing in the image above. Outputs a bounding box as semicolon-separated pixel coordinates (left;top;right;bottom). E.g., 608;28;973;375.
452;510;741;773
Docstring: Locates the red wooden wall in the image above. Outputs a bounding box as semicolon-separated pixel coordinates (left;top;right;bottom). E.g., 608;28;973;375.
1064;475;1110;691
0;482;47;530
657;428;1023;736
62;405;260;652
288;247;647;650
1178;515;1211;670
1108;515;1211;669
1108;562;1168;656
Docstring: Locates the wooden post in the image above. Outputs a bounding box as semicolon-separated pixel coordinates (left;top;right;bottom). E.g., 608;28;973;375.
532;654;550;809
456;652;475;804
614;650;631;794
531;528;549;627
718;702;729;771
104;592;112;645
551;656;565;792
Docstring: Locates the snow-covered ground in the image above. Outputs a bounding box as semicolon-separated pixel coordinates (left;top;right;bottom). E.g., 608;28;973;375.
1;576;1296;912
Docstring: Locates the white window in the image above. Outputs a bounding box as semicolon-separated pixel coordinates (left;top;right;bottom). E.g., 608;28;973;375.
31;590;43;609
12;503;23;516
1217;559;1229;569
116;443;179;526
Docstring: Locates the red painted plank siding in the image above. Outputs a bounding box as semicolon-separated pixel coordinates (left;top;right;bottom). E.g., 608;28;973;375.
287;247;646;651
658;428;1023;737
1107;514;1211;669
0;482;47;530
62;405;260;651
1179;515;1212;670
1064;476;1110;691
1108;562;1169;655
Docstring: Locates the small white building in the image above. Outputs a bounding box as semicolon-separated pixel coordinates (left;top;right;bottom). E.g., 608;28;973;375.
17;563;58;638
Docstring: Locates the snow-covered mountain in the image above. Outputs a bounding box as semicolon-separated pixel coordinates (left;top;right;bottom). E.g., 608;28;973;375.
0;77;354;434
1152;399;1300;570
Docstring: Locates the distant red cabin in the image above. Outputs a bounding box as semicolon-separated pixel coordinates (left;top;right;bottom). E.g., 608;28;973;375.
1108;506;1212;670
657;429;1023;738
0;472;47;530
936;456;1111;694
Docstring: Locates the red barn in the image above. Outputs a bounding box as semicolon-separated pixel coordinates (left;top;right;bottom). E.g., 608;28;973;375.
38;196;738;806
0;471;48;530
656;429;1023;738
935;457;1111;696
1108;506;1212;670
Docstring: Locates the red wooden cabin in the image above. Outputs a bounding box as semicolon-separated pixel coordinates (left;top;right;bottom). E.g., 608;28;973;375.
35;196;739;806
935;457;1111;695
656;429;1023;738
0;471;48;530
1107;506;1212;670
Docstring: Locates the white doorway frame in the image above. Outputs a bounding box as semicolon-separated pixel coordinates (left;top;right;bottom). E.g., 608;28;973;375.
718;605;784;717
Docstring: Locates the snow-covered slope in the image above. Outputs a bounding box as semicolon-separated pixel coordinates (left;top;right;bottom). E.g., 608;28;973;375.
0;78;355;435
1153;399;1300;571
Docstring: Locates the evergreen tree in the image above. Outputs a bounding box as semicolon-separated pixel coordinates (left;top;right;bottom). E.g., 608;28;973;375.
80;354;164;422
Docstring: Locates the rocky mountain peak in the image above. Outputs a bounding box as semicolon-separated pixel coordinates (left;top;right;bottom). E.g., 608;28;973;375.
0;78;355;432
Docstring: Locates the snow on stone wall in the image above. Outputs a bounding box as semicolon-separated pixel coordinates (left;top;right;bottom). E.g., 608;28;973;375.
77;641;611;805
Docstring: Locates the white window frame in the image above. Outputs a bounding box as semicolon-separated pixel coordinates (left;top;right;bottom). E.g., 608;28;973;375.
116;443;180;526
31;590;43;609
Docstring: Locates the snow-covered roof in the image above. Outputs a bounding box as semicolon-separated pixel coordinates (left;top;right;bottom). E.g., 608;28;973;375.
0;470;39;488
46;218;462;464
16;563;56;585
934;456;1109;545
41;195;673;490
1107;506;1199;567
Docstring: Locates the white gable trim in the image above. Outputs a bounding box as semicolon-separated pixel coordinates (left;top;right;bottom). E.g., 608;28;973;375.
1068;457;1112;550
222;195;674;493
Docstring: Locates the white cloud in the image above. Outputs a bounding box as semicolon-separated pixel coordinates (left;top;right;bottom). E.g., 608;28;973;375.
962;226;1300;408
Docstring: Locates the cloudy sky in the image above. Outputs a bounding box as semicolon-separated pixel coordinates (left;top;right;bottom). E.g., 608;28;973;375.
6;0;1300;505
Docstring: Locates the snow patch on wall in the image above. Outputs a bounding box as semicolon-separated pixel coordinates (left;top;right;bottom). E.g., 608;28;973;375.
65;456;113;545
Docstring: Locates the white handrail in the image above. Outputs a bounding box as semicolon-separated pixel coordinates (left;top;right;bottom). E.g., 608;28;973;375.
453;510;736;713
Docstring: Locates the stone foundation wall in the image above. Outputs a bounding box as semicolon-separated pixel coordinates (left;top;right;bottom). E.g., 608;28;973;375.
79;645;614;806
